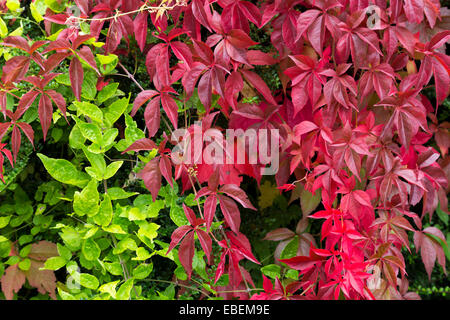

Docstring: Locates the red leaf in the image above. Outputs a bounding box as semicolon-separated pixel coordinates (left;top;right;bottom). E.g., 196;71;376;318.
171;41;193;67
11;126;21;163
25;261;57;299
1;56;30;83
178;231;195;279
77;46;99;74
263;228;295;241
198;71;212;112
45;90;67;120
139;158;162;202
196;229;212;264
241;69;277;106
219;184;256;210
182;203;197;226
38;94;53;141
134;11;148;52
28;241;58;261
123;138;157;153
191;0;211;31
132;90;160;116
414;229;447;280
161;93;178;129
144;97;161;138
204;195;217;232
1;265;26;300
69;57;83;102
218;194;241;233
16;123;34;148
159;155;173;187
167;225;193;253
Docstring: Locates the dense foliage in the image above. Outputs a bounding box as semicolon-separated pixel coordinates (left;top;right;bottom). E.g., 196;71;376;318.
0;0;449;300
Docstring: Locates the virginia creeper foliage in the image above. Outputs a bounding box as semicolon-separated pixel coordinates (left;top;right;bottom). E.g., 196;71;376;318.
0;0;449;300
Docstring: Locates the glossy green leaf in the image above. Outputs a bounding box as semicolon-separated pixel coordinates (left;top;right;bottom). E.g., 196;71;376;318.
82;238;101;261
73;179;99;217
94;194;113;227
79;273;99;290
97;83;119;104
132;263;153;279
43;256;66;270
103;97;129;127
261;264;281;279
116;279;134;300
37;154;90;188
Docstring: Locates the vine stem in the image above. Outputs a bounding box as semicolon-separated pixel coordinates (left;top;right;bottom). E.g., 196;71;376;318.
67;1;187;23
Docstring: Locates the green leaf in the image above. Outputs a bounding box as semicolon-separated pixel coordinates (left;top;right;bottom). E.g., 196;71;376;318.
59;227;82;251
174;266;187;281
123;207;147;221
436;203;448;226
132;247;152;261
30;0;45;22
82;238;101;261
103;97;129;127
73;101;103;123
5;255;20;265
18;258;31;271
58;288;76;300
94;194;113;227
280;236;299;259
79;273;99;290
6;0;21;12
261;264;281;279
57;243;72;261
104;161;123;180
37;153;90;187
113;237;137;254
81;70;98;100
107;188;138;200
99;280;120;299
55;73;71;86
78;122;102;145
0;17;8;37
69;125;86;149
73;179;99;217
170;206;189;227
132;263;153;280
97;83;119;104
101;128;118;150
192;251;208;281
285;269;299;280
104;262;123;276
137;222;160;241
116;279;134;300
214;274;229;287
96;54;118;66
43;256;66;270
0;216;11;228
83;226;99;239
83;148;106;180
102;224;126;234
115;114;145;152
